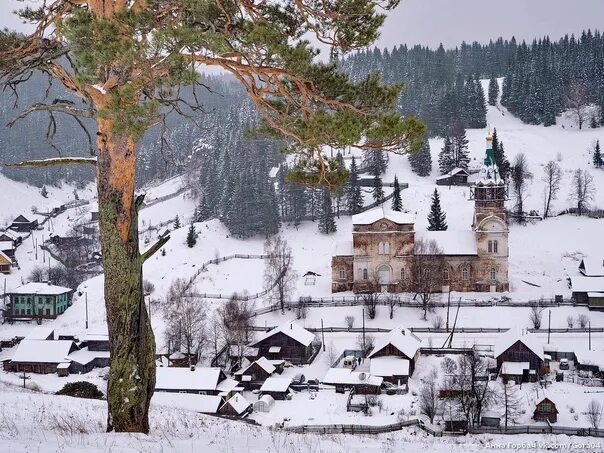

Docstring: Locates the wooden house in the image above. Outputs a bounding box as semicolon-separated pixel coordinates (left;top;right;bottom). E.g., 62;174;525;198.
81;333;110;351
571;276;604;308
367;328;421;377
7;282;73;319
155;366;229;395
248;322;316;365
152;392;223;415
436;168;470;186
494;330;545;381
259;377;292;400
574;349;603;374
218;393;252;417
322;368;382;394
579;258;604;277
533;397;558;423
68;347;111;373
0;250;12;274
5;339;79;374
234;357;276;389
9;215;38;232
0;231;16;259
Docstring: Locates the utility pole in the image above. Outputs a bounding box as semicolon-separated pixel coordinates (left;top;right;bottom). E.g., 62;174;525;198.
321;318;325;352
589;321;591;350
547;310;551;344
34;238;38;260
362;308;366;360
446;289;451;332
85;292;88;329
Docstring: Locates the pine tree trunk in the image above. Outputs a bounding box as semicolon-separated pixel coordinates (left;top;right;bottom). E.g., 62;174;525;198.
96;120;156;433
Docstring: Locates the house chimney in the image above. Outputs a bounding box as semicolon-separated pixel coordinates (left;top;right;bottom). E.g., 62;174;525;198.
290;323;292;330
190;365;195;372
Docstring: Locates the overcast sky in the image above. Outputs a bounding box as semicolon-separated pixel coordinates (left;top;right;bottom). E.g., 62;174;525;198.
3;0;604;50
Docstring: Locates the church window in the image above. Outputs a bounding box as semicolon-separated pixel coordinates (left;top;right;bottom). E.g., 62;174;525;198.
378;242;390;255
493;240;498;254
488;240;492;253
490;268;497;280
461;267;469;280
339;268;346;280
443;268;450;281
400;268;405;281
362;268;368;280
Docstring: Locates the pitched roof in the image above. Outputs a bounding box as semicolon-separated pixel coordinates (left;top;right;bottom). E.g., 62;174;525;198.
368;328;421;359
571;276;604;293
493;329;544;360
24;326;55;340
250;322;315;347
11;340;76;364
12;215;31;223
369;357;410;377
322;368;383;387
352;207;414;226
234;356;276;376
415;230;478;255
68;347;110;365
574;349;604;370
152;392;222;414
221;393;251;415
435;167;469;180
8;282;72;296
155;367;223;392
579;258;604;277
0;250;12;266
259;377;292;393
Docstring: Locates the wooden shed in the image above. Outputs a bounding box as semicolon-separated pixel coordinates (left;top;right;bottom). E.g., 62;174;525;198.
368;328;421;376
436;168;470;186
218;394;252;418
534;397;558;423
494;330;545;379
248;323;316;365
9;215;38;232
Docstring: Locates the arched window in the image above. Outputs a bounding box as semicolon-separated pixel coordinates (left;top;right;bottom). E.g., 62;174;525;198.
490;268;497;280
384;242;390;254
400;268;405;281
488;240;493;253
339;267;346;280
493;240;498;254
461;267;469;281
362;268;368;280
443;268;450;281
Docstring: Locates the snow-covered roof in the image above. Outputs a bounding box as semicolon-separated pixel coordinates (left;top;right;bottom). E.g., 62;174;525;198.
574;349;604;370
222;393;251;415
235;356;276;376
24;326;55;340
259;377;292;393
8;282;72;295
501;361;530;375
250;322;315;347
579;258;604;277
152;392;222;414
81;332;109;342
11;340;75;364
67;347;110;366
335;241;353;256
322;368;383;387
368;328;421;359
169;352;186;360
415;230;478;255
571;276;604;293
435;167;469;180
369;357;410;377
493;329;544;361
588;292;604;298
155;367;223;392
352;207;414;226
216;378;239;393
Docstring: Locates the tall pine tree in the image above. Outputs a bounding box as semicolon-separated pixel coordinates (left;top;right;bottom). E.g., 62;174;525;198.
492;128;511;180
318;189;337;234
409;138;432;176
391;175;402;211
427;189;448;231
438;136;454;174
186;223;197;248
372;174;385;203
594;140;602;168
345;156;364;214
488;76;499;105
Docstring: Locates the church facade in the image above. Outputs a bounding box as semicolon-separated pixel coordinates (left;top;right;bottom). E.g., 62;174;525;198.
332;135;509;294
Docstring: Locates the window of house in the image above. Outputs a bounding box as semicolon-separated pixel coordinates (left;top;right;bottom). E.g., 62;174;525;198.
488;240;493;253
490;268;497;280
339;267;346;279
46;309;50;315
362;268;368;280
493;240;498;254
443;268;450;281
378;242;390;255
462;267;469;280
400;268;405;281
26;309;31;315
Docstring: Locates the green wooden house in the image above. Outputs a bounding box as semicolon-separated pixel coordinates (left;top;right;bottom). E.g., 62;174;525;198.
8;282;73;319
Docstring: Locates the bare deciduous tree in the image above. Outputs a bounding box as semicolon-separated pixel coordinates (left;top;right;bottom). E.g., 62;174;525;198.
511;153;533;222
412;238;446;320
502;381;524;428
577;313;589;328
441;356;458;375
565;80;590;130
431;315;444;329
357;333;375;358
566;315;575;328
542;161;562;218
218;296;254;368
586;399;603;429
529;305;543;329
344;316;355;329
571;169;596;216
418;368;441;424
264;236;297;313
361;291;379;320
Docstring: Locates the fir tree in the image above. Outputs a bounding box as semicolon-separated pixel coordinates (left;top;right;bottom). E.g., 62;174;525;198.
363;150;388;176
409;138;432;176
173;215;181;229
427;189;448;231
438;136;454;174
318;189;337;234
197;194;212;222
40;185;48;198
345;156;364;214
372;174;384;203
391;175;402;211
594;140;603;168
488;76;499;105
186;223;197;248
492;128;511;180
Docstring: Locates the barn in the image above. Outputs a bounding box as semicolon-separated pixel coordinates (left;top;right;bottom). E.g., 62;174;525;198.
152;392;223;415
322;368;382;394
571;276;604;307
436;167;470;186
494;330;546;381
533;397;558;423
367;328;421;377
234;357;276;389
155;366;228;395
9;215;38;232
6;339;79;374
248;323;317;365
259;377;292;400
218;394;252;417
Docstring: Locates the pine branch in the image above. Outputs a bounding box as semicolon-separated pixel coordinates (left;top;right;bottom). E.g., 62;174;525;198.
6;157;97;168
141;234;170;263
6;102;95;128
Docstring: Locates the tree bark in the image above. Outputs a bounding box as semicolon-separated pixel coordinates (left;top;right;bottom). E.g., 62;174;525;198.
97;118;156;433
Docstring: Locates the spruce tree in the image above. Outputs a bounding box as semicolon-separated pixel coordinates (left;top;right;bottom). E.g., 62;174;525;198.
409;138;432;176
372;174;385;203
173;215;181;229
318;189;337;234
594;140;603;168
488;76;499;105
345;156;364;214
451;121;470;170
391;175;402;211
197;194;212;222
427;189;448;231
438;136;455;174
186;223;197;248
492;129;511;180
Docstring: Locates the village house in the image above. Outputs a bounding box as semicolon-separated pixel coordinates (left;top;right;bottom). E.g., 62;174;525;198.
574;349;603;374
0;231;21;252
5;339;78;374
152;392;224;415
9;215;38;232
367;328;422;382
494;330;546;382
533;397;558;423
332;135;509;294
218;393;253;418
155;366;238;396
571;271;604;310
258;376;292;400
7;282;73;320
248;322;317;365
80;332;110;351
67;347;110;374
0;250;12;274
436;167;470;186
234;356;280;389
322;368;383;394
